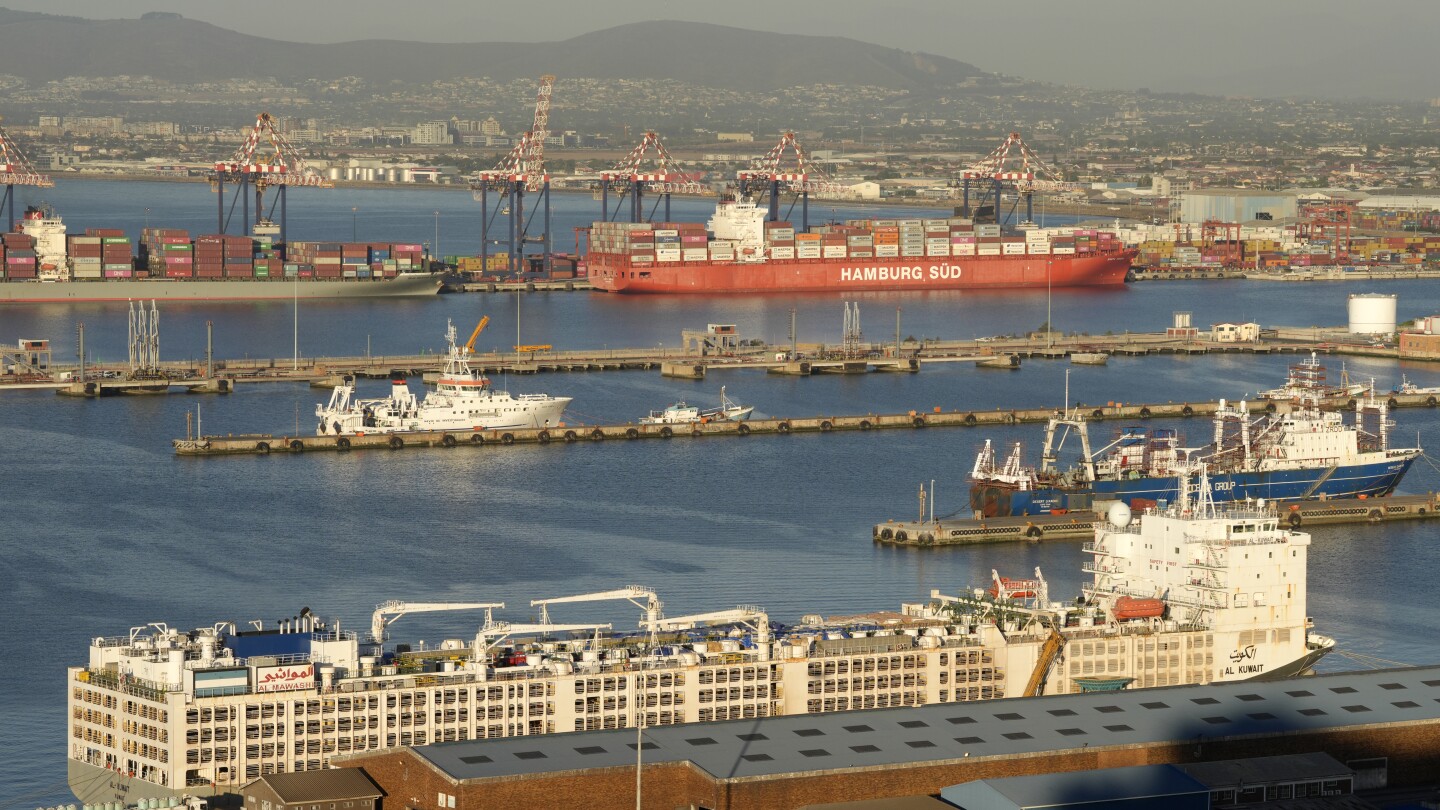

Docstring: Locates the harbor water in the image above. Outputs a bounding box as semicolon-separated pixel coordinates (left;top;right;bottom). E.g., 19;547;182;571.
4;181;1440;806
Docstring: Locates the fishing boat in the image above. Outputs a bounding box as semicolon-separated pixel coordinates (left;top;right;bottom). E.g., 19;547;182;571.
315;319;570;435
1257;352;1367;401
638;386;753;425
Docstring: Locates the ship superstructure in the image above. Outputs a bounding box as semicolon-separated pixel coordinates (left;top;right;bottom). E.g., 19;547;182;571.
67;485;1332;805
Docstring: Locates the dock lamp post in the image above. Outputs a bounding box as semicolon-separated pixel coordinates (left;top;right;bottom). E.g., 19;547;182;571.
433;210;440;262
352;207;357;242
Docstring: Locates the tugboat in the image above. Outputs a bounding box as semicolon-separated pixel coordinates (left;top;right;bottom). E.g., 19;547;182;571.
638;386;753;425
315;319;570;435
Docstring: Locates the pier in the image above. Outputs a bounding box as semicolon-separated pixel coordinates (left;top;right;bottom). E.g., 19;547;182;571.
873;493;1440;546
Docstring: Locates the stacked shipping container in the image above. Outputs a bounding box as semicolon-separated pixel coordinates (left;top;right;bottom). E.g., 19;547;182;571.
1;232;37;279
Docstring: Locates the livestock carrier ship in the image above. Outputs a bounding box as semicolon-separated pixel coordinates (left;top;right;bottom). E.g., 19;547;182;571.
68;475;1330;804
969;368;1419;517
0;207;441;302
587;196;1134;294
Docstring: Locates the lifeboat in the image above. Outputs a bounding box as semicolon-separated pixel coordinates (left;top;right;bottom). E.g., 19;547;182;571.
987;577;1037;599
1112;596;1165;620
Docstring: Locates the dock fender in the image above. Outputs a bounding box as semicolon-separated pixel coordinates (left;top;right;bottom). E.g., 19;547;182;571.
441;434;457;447
691;427;703;437
1428;396;1437;407
1026;525;1044;539
895;531;909;542
1092;408;1104;418
626;428;640;439
879;528;894;540
737;423;751;435
217;379;230;392
911;417;924;428
1265;401;1277;414
1345;398;1357;410
501;433;515;445
537;430;551;444
388;436;404;450
778;422;791;433
1004;412;1017;424
919;532;935;545
1182;405;1194;417
289;439;304;452
1368;509;1383;522
336;437;351;450
564;430;578;443
591;429;605;441
470;433;484;445
659;426;673;439
1388;398;1400;409
1139;407;1152;418
84;382;97;395
1288;512;1302;529
964;413;977;425
820;420;833;432
255;441;271;454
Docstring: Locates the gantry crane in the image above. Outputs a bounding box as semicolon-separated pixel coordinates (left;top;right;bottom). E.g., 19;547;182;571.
1296;200;1355;262
369;600;506;644
530;586;665;643
736;132;848;232
472;75;555;276
597;132;712;224
0;116;53;230
956;131;1081;225
212;112;332;249
643;605;773;661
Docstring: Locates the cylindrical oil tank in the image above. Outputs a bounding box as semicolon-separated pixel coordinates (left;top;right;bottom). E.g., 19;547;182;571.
1348;293;1397;334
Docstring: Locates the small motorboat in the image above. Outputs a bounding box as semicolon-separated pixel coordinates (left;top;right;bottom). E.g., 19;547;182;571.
639;386;753;425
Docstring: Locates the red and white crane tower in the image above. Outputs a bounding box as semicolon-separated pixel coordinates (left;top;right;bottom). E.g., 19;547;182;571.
597;131;712;223
1296;200;1355;263
212;112;331;248
0;116;54;230
736;132;848;231
472;75;556;275
957;131;1079;224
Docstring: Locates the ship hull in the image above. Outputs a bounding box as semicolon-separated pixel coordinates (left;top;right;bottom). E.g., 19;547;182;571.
588;252;1133;294
973;454;1417;517
0;273;442;303
68;759;219;806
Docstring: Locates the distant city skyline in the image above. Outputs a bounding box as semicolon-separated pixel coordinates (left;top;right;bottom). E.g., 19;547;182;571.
5;0;1438;100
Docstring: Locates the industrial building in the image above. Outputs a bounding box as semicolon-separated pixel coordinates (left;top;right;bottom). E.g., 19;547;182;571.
1179;189;1298;224
336;665;1440;810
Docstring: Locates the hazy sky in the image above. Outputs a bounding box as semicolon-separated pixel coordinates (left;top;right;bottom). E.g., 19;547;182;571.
8;0;1439;99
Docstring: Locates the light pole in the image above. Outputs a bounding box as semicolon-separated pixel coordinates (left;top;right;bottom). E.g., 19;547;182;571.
144;207;150;229
351;207;357;242
433;210;440;261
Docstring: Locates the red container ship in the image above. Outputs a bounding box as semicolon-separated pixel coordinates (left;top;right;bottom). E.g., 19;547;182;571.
588;198;1134;294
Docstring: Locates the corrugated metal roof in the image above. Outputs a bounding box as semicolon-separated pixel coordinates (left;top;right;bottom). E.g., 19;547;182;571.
939;764;1208;809
1175;751;1352;787
408;665;1440;784
246;769;383;803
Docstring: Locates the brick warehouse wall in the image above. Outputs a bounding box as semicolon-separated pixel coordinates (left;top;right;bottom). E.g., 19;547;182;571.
339;721;1440;810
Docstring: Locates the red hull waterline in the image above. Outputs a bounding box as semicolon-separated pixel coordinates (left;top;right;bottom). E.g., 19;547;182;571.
588;252;1135;294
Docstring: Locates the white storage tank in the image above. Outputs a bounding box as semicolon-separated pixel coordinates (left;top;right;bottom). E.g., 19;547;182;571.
1348;293;1397;335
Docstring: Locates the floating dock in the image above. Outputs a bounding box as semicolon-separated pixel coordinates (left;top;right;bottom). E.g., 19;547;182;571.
173;394;1440;457
873;493;1440;546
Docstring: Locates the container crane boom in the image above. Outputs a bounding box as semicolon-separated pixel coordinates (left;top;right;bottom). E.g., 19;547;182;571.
370;600;505;643
464;316;490;354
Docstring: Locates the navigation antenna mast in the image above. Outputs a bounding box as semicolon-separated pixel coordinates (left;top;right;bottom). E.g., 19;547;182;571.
597;131;713;223
473;75;556;276
736;132;847;232
842;302;863;359
128;299;161;377
212;112;332;250
0;115;54;229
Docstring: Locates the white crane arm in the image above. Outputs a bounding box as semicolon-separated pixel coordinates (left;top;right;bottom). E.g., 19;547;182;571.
370;601;506;643
529;586;662;624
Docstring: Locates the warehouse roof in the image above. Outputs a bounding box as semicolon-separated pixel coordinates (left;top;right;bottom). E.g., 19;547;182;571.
408;665;1440;784
1175;751;1353;787
939;763;1208;809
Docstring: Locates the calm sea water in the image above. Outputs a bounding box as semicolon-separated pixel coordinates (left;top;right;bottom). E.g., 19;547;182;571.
4;181;1440;806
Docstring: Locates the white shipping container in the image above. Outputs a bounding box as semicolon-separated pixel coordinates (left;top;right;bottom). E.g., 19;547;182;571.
978;247;1002;255
682;249;709;261
770;246;796;259
1027;244;1052;254
953;244;977;255
1052;247;1076;254
875;245;901;257
822;246;848;258
926;246;951;257
901;247;925;257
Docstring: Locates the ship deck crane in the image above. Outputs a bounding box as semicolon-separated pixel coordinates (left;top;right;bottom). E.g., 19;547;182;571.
370;600;505;644
736;132;848;232
0;116;54;230
597;132;713;224
643;606;773;661
463;316;490;354
956;131;1081;225
472;75;556;276
471;621;612;663
212;112;332;250
530;586;664;642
